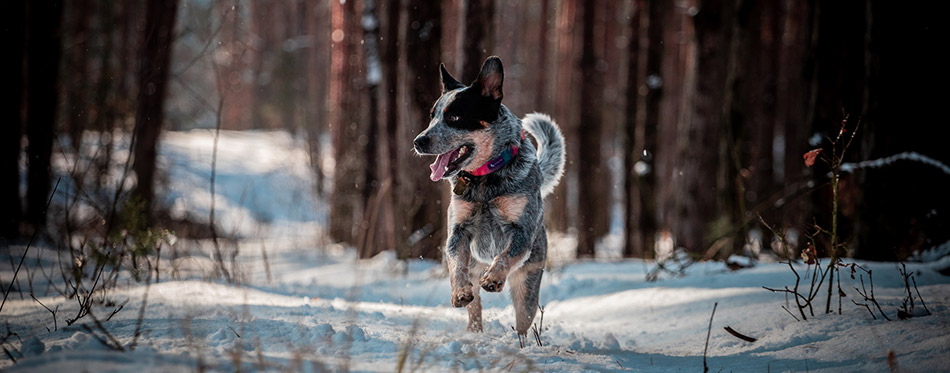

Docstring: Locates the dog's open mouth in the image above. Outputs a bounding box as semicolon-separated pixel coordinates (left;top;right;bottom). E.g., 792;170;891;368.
429;145;472;181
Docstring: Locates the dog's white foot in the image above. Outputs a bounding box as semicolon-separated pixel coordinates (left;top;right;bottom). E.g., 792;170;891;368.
479;267;506;292
452;284;475;307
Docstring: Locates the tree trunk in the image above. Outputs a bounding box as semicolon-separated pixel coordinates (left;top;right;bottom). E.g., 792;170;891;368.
249;0;269;130
358;0;383;258
457;0;494;80
305;0;327;197
667;0;735;254
776;0;811;231
328;0;366;245
621;0;642;258
25;0;65;230
132;0;179;218
64;0;92;152
576;0;603;258
533;0;550;112
92;0;116;190
404;0;444;260
380;0;401;254
0;0;27;240
547;0;578;233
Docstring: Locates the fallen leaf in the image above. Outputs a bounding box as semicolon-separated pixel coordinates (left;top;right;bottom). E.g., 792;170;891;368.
803;149;822;167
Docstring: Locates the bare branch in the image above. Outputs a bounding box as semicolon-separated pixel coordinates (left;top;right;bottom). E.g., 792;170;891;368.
703;302;718;372
723;326;757;343
0;178;61;316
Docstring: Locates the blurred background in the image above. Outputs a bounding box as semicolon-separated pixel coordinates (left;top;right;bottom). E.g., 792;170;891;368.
2;0;948;264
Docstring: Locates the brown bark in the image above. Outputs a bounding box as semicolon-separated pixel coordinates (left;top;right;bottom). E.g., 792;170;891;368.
776;0;811;229
328;0;366;245
25;0;65;229
1;0;27;239
358;0;383;258
380;0;401;254
249;0;269;129
458;0;494;80
631;0;664;258
305;0;328;197
65;0;92;152
576;0;603;258
622;0;642;258
740;0;782;250
664;0;736;254
132;0;179;217
403;0;444;260
533;0;550;112
547;0;578;233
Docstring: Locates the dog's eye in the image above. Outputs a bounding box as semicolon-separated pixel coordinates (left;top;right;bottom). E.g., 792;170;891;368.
447;115;460;122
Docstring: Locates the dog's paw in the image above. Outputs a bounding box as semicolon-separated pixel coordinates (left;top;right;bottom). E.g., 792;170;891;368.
452;284;475;307
479;271;506;292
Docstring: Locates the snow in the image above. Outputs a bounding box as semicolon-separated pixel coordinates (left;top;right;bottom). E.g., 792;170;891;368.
2;130;949;371
839;151;950;176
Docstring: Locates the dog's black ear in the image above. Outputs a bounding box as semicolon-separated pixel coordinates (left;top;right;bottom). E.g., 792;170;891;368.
473;56;503;101
440;64;464;93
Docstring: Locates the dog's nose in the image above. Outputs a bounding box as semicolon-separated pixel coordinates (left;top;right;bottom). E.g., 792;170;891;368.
413;136;430;153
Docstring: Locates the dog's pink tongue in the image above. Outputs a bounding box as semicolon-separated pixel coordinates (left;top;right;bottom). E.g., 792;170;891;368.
429;153;452;181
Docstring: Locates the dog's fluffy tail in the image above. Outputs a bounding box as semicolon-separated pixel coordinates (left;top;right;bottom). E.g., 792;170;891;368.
523;113;565;198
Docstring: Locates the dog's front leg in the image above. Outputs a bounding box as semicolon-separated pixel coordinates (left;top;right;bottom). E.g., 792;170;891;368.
479;226;530;292
446;225;475;308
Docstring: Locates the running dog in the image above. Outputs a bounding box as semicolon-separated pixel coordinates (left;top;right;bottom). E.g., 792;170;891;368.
412;56;565;338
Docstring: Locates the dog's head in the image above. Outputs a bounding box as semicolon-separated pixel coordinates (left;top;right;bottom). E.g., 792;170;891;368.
413;56;510;181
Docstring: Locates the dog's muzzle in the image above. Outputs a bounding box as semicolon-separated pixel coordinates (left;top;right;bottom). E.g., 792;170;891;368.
413;135;431;154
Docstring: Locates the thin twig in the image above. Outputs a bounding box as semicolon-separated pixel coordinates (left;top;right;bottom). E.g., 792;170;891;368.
703;302;718;373
781;306;800;322
758;215;809;320
30;292;58;332
851;299;875;320
853;268;890;321
228;325;241;338
531;302;545;347
911;276;931;315
129;244;159;350
723;326;757;342
0;178;61;316
84;311;124;351
2;346;17;363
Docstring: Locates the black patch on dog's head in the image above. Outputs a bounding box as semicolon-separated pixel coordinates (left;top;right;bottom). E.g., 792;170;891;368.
443;89;499;130
436;56;506;130
440;64;465;93
472;56;504;101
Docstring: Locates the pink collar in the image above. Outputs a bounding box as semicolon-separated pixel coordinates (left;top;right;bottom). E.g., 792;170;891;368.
468;129;524;176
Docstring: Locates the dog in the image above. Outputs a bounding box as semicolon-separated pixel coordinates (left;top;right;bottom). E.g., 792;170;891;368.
412;56;565;338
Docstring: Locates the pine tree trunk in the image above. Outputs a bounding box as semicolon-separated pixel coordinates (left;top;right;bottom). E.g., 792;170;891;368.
621;0;642;258
404;0;444;260
667;0;734;254
305;0;327;197
0;0;27;240
533;0;550;112
359;0;383;258
627;0;664;258
547;0;578;233
458;0;494;80
576;0;603;258
65;0;91;152
329;0;367;245
25;0;65;230
380;0;401;254
132;0;179;218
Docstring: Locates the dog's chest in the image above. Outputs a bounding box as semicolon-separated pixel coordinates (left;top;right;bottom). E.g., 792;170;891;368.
453;199;511;264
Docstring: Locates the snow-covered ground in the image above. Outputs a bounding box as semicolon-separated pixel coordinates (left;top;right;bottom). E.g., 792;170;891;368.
2;130;949;372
